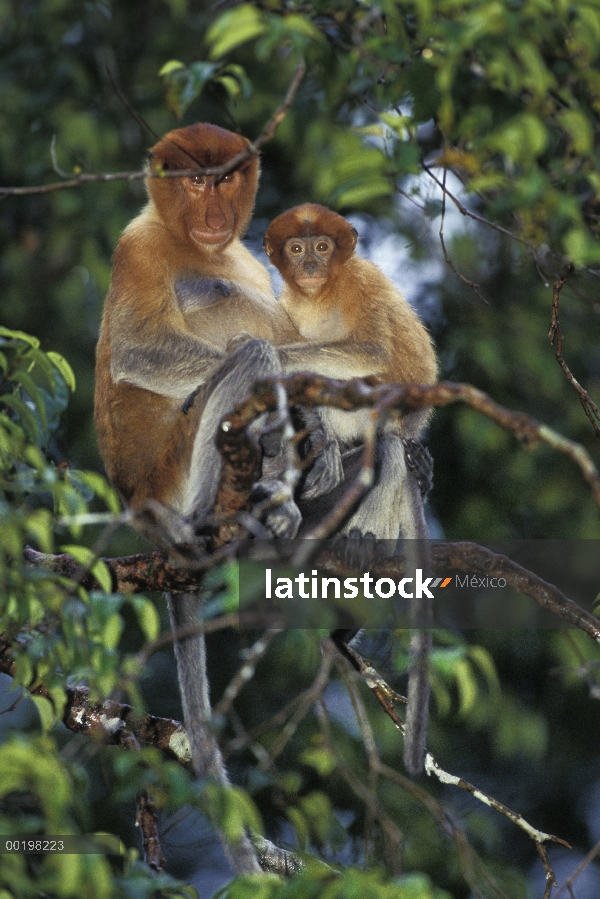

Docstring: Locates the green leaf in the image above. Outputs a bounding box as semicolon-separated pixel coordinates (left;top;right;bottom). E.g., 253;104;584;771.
491;113;548;163
159;59;186;76
131;596;160;642
556;109;594;155
60;544;97;569
454;658;478;716
278;14;326;44
299;745;337;777
564;226;600;265
12;368;47;431
330;178;391;207
12;654;34;689
0;326;40;348
74;470;121;513
25;507;54;553
31;695;55;733
47;351;76;391
91;560;114;594
102;613;124;650
1;394;39;442
206;5;267;60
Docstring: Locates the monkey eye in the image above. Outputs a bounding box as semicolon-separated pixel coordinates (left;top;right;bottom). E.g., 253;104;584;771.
220;173;235;183
289;243;304;255
190;174;205;185
316;241;331;253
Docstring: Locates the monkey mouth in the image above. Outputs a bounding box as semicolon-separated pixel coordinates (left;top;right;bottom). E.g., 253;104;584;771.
296;276;328;289
190;228;233;246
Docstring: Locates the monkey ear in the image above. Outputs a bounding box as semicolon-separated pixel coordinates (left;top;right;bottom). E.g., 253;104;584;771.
263;236;273;258
350;227;358;249
148;151;168;172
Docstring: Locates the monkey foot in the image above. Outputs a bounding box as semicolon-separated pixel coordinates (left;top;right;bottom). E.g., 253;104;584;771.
332;528;396;571
250;478;302;539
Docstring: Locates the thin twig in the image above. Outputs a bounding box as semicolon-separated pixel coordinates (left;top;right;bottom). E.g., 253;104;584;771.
116;728;165;872
315;699;405;874
224;648;334;757
438;167;488;303
554;839;600;898
0;60;306;197
213;629;279;718
424;163;533;249
548;268;600;435
331;638;567;888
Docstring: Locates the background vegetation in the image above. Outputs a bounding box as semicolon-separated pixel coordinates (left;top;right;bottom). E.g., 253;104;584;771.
1;1;600;897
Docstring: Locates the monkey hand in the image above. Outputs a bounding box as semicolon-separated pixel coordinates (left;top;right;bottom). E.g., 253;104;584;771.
250;478;302;539
226;331;255;354
296;407;344;499
301;436;344;500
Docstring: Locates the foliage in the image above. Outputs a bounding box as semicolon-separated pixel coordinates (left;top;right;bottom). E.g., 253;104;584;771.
1;1;600;898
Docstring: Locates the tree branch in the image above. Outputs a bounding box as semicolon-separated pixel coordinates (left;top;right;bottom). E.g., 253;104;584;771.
23;540;600;642
548;268;600;435
0;60;306;197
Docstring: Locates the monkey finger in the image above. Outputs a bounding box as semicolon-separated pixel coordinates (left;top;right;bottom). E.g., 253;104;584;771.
300;438;344;500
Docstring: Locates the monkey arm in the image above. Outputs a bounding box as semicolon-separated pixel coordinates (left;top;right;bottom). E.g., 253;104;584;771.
110;327;226;401
278;338;389;380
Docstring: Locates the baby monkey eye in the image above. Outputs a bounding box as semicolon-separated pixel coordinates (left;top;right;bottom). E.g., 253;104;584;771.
220;173;234;183
315;241;330;253
289;243;304;254
190;174;205;185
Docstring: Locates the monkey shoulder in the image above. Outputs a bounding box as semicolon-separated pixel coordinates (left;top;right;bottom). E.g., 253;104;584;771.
220;240;274;294
108;217;183;303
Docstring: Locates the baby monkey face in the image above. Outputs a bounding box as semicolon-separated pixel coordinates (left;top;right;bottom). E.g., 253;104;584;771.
284;235;335;290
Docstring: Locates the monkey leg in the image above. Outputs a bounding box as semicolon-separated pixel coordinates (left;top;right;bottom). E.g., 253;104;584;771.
340;432;425;541
185;338;301;538
403;437;433;499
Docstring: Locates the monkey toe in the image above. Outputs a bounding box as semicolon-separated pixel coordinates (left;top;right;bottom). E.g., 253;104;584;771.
332;528;376;570
259;432;282;458
332;528;395;570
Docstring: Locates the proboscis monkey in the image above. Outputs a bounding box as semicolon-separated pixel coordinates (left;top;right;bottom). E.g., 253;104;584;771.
264;203;438;773
94;123;311;873
264;203;437;539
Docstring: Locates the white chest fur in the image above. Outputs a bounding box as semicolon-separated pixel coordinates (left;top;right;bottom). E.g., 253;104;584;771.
288;302;348;342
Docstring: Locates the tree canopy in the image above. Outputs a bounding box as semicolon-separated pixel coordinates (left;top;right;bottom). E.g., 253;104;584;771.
1;1;600;897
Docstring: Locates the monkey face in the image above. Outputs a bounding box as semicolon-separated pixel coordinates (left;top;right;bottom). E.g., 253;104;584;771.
147;123;259;251
264;204;358;292
283;235;335;289
182;172;241;249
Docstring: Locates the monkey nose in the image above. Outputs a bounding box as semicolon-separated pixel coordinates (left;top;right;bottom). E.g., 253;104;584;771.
304;260;317;273
205;201;227;231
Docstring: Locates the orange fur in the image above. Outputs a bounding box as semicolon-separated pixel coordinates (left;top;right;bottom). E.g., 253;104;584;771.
265;204;438;441
95;123;295;515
